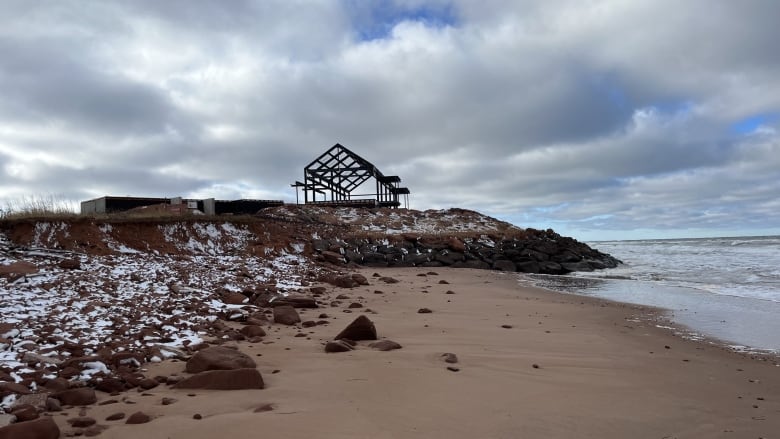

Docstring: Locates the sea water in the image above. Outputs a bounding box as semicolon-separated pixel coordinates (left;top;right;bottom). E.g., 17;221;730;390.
523;236;780;352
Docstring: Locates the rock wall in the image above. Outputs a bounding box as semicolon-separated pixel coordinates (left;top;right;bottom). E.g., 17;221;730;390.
313;228;621;275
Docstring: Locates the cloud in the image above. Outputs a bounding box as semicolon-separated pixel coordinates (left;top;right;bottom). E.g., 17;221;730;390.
0;0;779;239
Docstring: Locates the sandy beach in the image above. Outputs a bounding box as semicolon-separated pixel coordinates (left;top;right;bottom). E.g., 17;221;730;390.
33;267;777;439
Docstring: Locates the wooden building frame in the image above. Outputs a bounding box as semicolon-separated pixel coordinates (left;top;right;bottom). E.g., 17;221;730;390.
292;144;410;208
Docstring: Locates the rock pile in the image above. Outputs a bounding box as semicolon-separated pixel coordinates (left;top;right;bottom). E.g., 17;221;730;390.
312;228;620;274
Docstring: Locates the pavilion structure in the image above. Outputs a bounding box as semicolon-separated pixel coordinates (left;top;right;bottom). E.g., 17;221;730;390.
291;143;410;208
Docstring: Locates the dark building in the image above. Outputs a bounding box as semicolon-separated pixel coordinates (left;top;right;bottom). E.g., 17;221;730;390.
291;143;410;208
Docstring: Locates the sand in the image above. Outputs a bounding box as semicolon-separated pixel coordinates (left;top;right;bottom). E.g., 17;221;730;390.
49;268;779;439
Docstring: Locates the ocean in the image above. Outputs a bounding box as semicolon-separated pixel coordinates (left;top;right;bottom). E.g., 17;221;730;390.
522;235;780;353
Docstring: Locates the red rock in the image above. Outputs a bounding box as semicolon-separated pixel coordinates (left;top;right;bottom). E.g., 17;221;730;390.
138;378;159;390
0;382;30;395
351;273;369;285
0;416;60;439
105;412;125;421
0;262;38;281
67;416;97;428
348;302;363;309
368;340;402;351
321;251;345;264
335;315;377;341
222;292;247;305
58;258;81;270
185;346;256;374
95;377;125;393
10;404;38;422
43;377;69;392
324;340;354;353
333;275;358;288
273;306;301;325
53;387;97;406
174;369;264;390
125;411;151;424
379;276;399;284
239;325;267;338
269;295;318;308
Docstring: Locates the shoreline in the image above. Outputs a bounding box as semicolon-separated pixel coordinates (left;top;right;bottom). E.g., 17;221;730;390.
23;266;777;438
520;270;780;356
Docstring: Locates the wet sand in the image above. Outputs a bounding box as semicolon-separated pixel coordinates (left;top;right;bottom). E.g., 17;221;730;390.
53;267;779;439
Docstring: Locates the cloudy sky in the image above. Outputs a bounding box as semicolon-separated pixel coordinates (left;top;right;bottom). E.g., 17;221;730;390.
1;0;779;240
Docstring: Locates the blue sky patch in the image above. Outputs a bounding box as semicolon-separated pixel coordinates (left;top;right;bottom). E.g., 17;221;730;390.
346;0;458;42
731;113;779;135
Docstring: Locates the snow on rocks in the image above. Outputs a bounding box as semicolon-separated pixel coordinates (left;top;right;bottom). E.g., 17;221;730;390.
0;223;318;402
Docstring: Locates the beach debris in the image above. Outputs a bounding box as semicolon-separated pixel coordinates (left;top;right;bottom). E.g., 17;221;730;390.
368;340;402;351
273;305;302;325
185;346;256;373
335;315;378;341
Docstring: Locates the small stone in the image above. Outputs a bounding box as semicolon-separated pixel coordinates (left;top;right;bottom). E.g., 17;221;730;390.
161;397;178;405
193;414;202;420
348;302;363;309
532;364;540;369
501;324;513;329
105;413;125;421
325;340;354;353
368;340;402;351
125;411;151;424
441;353;459;364
445;290;455;295
68;416;97;428
417;308;432;314
446;366;460;372
253;403;274;413
438;280;449;284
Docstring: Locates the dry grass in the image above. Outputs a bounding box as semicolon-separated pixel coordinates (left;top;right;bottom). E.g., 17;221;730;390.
0;195;78;220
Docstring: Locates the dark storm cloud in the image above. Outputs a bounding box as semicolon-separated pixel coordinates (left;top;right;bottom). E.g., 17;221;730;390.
0;38;173;135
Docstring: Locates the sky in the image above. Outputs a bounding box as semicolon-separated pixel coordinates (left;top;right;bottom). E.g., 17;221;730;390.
1;0;779;241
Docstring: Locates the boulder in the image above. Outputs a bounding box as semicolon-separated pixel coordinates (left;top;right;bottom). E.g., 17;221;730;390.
335;315;377;341
174;369;264;390
9;404;38;422
333;275;359;288
273;305;301;325
492;260;516;272
351;273;369;285
53;387;97;406
239;325;267;338
515;261;540;273
0;416;60;439
321;251;345;265
0;382;30;395
185;346;256;373
434;250;465;266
